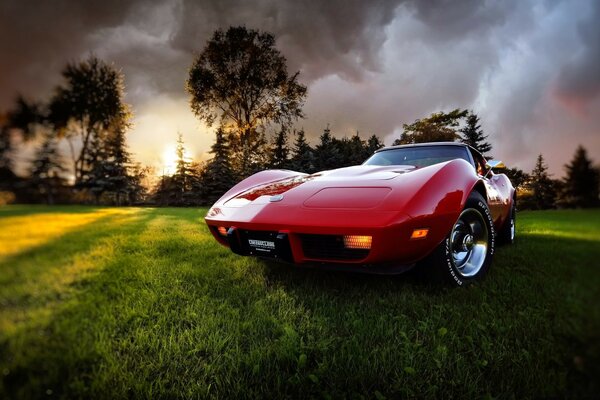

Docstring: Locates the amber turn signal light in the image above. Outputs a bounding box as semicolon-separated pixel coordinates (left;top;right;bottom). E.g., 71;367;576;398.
411;228;429;239
343;235;372;250
217;226;228;237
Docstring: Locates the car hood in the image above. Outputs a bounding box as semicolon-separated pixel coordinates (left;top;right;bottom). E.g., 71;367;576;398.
207;159;474;228
222;164;422;209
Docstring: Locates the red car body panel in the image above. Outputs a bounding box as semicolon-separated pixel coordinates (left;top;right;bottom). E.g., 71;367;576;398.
205;143;515;273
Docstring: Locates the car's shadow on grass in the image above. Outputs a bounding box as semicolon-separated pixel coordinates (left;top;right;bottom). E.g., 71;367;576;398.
259;258;446;297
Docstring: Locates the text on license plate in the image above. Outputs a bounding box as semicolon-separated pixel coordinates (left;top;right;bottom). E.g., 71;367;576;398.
248;239;276;252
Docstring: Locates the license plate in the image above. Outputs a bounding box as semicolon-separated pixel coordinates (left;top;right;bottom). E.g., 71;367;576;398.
247;238;276;255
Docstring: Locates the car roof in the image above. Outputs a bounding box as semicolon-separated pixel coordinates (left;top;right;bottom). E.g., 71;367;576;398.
374;142;469;153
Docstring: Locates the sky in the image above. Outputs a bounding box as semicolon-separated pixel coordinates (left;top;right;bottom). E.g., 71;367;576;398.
1;0;599;176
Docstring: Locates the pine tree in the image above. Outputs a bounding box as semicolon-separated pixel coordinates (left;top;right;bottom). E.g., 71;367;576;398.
314;125;342;171
105;122;131;205
29;134;66;204
269;126;290;169
336;132;369;167
201;127;236;205
80;118;133;205
527;154;557;210
366;134;385;155
460;111;492;155
560;146;599;208
289;129;315;173
127;163;151;205
347;132;369;165
171;133;193;205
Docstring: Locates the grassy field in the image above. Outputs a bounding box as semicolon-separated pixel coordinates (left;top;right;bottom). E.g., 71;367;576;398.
0;205;598;398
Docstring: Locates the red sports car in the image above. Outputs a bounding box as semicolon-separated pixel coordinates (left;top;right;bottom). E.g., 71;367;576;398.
205;142;515;285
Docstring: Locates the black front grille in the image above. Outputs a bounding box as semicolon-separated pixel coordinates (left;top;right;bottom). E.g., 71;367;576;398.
299;234;369;261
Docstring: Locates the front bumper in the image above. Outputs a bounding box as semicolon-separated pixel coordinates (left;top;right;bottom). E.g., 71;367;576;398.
206;209;456;268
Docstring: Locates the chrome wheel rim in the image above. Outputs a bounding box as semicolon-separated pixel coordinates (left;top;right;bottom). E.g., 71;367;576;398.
450;208;489;277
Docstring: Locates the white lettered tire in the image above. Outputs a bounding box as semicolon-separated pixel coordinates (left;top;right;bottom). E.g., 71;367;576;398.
423;191;495;286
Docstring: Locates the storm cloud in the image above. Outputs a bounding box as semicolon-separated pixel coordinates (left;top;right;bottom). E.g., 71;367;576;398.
1;0;598;175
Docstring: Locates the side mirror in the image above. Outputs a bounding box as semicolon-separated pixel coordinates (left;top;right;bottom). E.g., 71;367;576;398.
484;160;505;178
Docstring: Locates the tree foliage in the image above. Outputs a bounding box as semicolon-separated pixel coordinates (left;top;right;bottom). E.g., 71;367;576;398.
187;26;307;177
1;97;44;176
269;127;290;169
79;115;139;205
314;126;343;171
28;133;67;204
289;130;315;174
366;134;385;155
504;167;529;189
460;111;491;155
559;146;599;208
524;154;557;210
201;127;236;205
393;109;468;145
49;56;130;184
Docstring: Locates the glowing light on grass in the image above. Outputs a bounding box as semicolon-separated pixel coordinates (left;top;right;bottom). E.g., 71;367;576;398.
0;209;131;259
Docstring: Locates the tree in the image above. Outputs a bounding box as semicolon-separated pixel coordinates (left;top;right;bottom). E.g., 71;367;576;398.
289;129;315;173
460;111;492;155
526;154;557;210
28;133;67;204
314;126;343;171
201;127;236;205
269;126;290;169
187;26;307;177
1;97;44;179
49;56;131;185
80;117;132;205
173;133;193;203
393;109;468;145
0;112;13;178
366;134;385;155
127;163;152;205
337;132;369;166
559;146;599;208
504;167;529;189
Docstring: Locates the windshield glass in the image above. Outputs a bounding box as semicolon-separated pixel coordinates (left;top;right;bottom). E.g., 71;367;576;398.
364;145;471;168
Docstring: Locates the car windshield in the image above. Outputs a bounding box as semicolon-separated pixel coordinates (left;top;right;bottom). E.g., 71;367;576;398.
363;145;471;168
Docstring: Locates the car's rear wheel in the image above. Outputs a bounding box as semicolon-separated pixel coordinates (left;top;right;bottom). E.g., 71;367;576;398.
423;191;495;286
498;201;516;245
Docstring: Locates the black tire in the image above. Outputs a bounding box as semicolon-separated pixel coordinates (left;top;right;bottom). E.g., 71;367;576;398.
498;201;516;245
422;191;495;286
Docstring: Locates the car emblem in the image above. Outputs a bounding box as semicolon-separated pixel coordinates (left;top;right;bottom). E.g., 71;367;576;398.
270;194;284;202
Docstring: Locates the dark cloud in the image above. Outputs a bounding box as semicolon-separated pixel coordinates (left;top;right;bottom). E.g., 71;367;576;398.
171;0;403;81
555;0;600;112
0;0;143;108
0;0;598;175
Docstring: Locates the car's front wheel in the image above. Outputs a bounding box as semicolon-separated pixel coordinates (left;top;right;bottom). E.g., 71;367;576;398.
423;191;495;286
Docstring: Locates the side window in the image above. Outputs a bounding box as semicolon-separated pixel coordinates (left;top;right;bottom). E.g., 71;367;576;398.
469;148;487;176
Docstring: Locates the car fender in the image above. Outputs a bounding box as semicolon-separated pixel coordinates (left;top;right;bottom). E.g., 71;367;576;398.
400;159;481;247
216;169;306;205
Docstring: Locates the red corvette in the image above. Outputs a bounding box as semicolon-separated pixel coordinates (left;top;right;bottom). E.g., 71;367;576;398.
205;142;516;285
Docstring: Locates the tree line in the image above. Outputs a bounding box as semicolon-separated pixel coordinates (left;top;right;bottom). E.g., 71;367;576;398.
1;26;598;209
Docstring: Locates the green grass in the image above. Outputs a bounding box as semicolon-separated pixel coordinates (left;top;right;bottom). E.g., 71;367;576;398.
0;205;598;399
